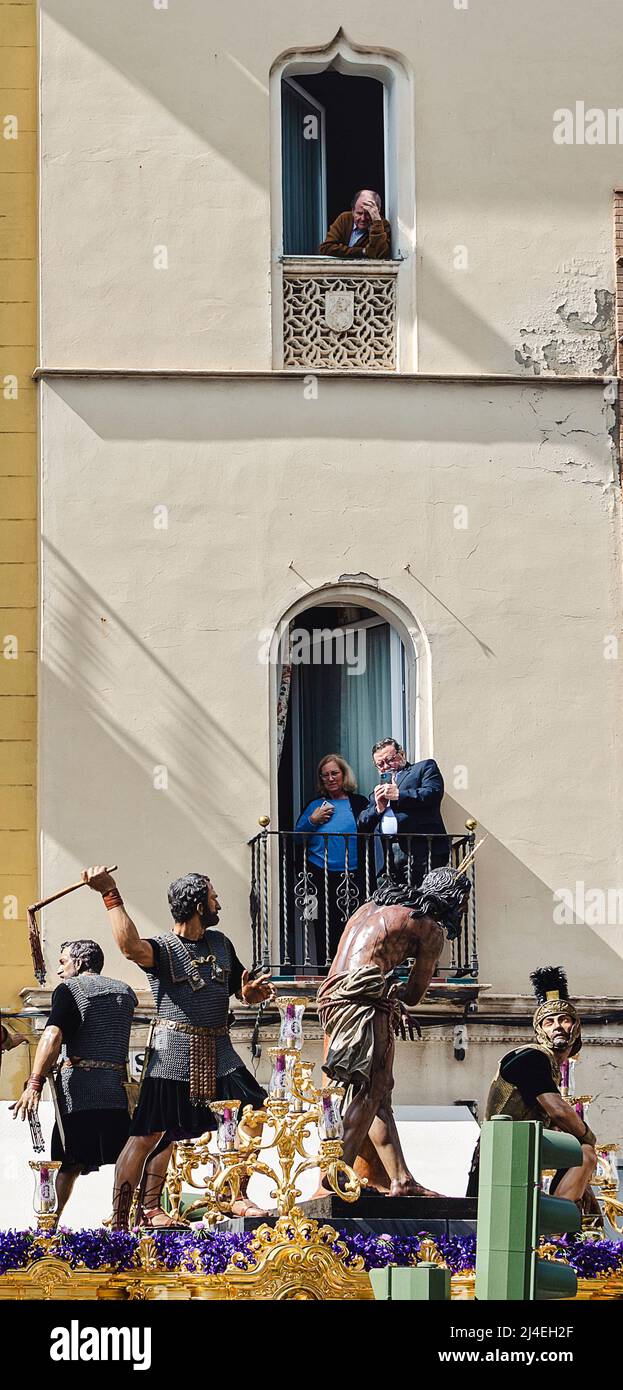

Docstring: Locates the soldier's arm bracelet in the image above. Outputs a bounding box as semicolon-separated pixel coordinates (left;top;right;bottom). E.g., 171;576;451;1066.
103;889;124;910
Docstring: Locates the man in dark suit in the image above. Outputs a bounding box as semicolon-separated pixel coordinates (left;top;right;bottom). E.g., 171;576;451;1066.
358;737;448;886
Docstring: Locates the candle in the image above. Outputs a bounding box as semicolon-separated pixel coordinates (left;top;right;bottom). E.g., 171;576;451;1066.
319;1090;344;1141
269;1050;287;1098
278;1000;305;1050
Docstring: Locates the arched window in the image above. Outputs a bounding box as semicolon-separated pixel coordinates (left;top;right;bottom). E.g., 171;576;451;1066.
277;602;406;827
281;69;386;255
270;31;417;371
262;585;444;975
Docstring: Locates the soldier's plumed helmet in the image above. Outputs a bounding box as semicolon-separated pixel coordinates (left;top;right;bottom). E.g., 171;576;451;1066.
168;872;211;924
60;939;104;974
530;966;582;1057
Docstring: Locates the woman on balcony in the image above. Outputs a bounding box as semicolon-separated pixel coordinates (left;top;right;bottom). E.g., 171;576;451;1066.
294;754;369;969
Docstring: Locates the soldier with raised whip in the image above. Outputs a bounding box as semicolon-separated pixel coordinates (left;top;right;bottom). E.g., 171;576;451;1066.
12;938;137;1217
83;866;274;1229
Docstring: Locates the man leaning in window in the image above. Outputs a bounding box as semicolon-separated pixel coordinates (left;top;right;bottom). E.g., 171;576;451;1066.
319;189;391;259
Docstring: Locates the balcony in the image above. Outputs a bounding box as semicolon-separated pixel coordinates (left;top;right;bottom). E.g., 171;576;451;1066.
248;826;480;1001
281;257;400;371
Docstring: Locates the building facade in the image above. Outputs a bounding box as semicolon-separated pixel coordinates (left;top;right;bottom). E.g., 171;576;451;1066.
2;3;623;1143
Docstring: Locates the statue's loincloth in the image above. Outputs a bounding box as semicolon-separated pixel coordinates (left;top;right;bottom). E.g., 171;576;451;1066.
317;966;396;1091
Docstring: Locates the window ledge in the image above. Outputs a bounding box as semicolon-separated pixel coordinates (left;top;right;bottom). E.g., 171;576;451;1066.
281;255;401;275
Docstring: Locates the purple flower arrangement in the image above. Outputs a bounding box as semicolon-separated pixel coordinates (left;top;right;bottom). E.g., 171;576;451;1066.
553;1235;623;1279
0;1226;257;1277
0;1225;621;1282
332;1230;623;1280
333;1230;478;1273
0;1229;33;1276
149;1228;256;1274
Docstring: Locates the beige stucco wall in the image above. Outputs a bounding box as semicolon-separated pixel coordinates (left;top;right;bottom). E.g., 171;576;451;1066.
38;374;623;1001
39;0;622;374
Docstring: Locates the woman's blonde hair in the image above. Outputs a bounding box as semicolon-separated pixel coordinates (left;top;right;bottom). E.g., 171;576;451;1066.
316;753;358;795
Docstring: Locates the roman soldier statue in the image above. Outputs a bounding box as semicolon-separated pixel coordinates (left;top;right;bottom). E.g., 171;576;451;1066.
83;866;274;1228
467;966;598;1208
12;938;137;1217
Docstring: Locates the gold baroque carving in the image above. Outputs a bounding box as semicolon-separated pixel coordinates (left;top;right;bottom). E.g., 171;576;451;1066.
227;1213;374;1301
0;1215;372;1301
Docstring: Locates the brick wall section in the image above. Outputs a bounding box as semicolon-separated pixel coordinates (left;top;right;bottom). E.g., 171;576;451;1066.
615;190;623;377
615;190;623;480
0;0;37;1038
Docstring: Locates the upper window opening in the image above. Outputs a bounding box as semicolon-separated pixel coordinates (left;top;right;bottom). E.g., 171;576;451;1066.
282;69;386;256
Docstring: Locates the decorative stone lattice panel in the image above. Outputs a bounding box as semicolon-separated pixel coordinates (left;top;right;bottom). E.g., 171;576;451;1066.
283;269;397;371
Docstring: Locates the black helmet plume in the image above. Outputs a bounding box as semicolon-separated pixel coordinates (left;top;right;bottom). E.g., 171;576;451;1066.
530;966;569;1005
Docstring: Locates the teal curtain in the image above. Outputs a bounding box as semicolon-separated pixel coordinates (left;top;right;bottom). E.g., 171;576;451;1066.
282;80;322;254
295;624;393;806
340;624;392;799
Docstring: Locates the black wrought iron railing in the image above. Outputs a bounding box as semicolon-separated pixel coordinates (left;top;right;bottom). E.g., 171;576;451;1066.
248;822;479;981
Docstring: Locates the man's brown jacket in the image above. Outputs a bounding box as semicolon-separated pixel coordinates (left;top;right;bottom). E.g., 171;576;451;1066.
319;211;391;259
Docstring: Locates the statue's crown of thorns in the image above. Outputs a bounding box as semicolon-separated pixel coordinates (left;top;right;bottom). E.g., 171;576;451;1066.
373;864;473;939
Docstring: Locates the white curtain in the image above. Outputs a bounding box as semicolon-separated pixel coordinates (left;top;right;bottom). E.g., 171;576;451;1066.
295;622;393;804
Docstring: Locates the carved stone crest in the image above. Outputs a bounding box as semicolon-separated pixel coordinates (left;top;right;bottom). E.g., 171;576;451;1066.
324;290;354;332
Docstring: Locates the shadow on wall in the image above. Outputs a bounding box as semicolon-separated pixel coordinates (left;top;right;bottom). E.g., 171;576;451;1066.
444;797;623;997
41;664;256;987
39;518;622;997
419;255;518;375
45;378;607;447
40;546;265;983
44;0;272;183
43;3;617;374
45;540;263;785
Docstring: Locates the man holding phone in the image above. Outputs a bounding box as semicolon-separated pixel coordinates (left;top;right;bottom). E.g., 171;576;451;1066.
358;738;448;886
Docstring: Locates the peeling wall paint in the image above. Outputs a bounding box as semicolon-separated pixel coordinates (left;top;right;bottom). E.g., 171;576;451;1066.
515;261;616;376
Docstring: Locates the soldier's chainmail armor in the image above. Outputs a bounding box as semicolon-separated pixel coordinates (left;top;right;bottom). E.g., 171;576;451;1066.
58;973;137;1114
145;930;242;1086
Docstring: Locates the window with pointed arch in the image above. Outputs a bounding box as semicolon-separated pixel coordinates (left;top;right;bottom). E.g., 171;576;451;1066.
281;68;388;256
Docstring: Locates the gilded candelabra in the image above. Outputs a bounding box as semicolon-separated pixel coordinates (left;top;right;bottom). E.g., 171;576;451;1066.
591;1142;623;1233
166;998;362;1227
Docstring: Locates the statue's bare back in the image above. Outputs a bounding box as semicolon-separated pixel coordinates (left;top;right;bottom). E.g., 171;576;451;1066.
329;899;445;980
